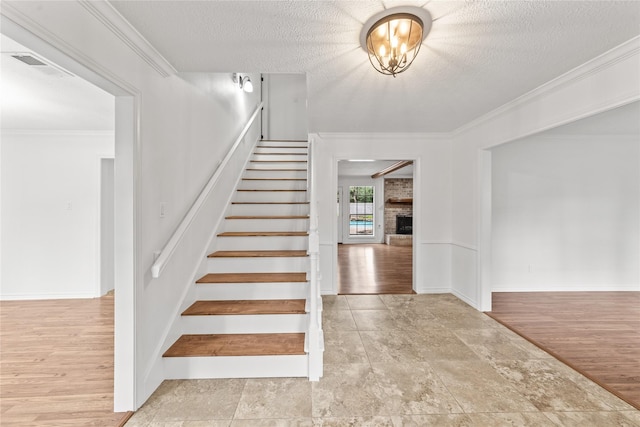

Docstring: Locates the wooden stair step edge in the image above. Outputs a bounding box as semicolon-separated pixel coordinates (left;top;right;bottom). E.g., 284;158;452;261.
208;250;308;258
196;272;307;284
242;178;307;181
231;201;309;205
256;145;308;149
237;189;307;192
218;231;308;237
260;139;308;142
254;152;307;155
225;215;309;219
250;160;308;162
182;299;306;316
163;333;306;357
245;168;307;171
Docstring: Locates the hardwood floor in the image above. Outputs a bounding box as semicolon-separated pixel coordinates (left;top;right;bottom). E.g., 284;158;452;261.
337;243;413;294
0;294;132;426
487;291;640;410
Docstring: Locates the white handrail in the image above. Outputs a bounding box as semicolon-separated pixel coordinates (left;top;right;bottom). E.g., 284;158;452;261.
151;102;263;278
307;136;324;381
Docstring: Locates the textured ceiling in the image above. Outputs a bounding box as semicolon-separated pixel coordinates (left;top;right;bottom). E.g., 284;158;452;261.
110;0;640;133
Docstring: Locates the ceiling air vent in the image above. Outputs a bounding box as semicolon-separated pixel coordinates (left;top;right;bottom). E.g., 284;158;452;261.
11;54;47;66
7;52;74;78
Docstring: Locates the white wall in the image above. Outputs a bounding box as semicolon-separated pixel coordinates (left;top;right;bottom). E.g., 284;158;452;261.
263;74;307;140
1;131;114;299
2;0;262;409
491;135;639;291
451;37;640;310
313;134;452;295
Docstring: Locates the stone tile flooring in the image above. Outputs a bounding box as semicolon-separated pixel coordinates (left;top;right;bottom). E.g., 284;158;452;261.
126;294;640;426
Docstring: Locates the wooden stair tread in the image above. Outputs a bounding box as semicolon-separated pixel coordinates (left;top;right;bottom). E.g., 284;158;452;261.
246;168;306;171
183;299;306;316
250;160;308;163
209;250;308;258
260;139;308;142
237;189;306;192
163;333;306;357
257;145;308;149
242;178;307;181
225;215;309;219
218;231;308;236
196;272;307;283
254;152;307;155
231;201;309;205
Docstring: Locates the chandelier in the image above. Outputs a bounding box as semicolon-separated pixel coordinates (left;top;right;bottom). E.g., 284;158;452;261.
361;7;432;77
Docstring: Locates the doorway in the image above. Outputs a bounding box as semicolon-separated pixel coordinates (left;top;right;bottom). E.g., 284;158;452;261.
1;19;137;412
336;159;415;294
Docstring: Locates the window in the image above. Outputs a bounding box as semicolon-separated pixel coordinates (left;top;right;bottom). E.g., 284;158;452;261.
349;185;374;236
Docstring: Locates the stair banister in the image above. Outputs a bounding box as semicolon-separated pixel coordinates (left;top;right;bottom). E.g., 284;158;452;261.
151;102;264;279
307;136;324;381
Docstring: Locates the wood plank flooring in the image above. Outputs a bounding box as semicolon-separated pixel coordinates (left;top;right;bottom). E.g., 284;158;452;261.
163;333;306;357
487;292;640;410
0;295;132;426
337;243;413;294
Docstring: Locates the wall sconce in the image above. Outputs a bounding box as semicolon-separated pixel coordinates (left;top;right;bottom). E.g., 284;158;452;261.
232;73;253;93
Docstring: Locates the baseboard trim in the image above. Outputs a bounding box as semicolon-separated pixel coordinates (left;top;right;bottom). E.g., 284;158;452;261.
0;292;98;300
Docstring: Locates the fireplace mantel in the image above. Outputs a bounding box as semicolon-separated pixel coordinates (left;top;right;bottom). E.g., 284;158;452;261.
386;198;413;204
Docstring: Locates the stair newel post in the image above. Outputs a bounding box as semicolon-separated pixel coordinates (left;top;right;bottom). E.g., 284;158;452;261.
307;137;324;381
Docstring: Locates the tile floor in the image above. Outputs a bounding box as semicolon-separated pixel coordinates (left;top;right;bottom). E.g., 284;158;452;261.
125;294;640;426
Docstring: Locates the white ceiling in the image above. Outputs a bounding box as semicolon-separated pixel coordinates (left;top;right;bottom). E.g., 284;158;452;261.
110;0;640;133
0;34;114;131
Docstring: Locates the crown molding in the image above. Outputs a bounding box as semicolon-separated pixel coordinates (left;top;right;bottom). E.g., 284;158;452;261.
78;0;176;78
1;2;140;97
453;35;640;137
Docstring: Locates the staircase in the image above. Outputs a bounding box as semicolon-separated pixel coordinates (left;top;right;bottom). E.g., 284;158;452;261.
163;140;316;379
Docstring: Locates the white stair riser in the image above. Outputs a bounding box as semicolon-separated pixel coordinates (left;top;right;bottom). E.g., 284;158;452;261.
207;256;309;273
230;203;309;216
243;170;307;179
234;191;307;203
248;162;307;170
239;180;307;190
196;282;308;301
252;154;307;162
223;218;309;232
164;355;308;379
260;140;307;144
215;236;308;251
181;314;307;334
254;147;308;154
